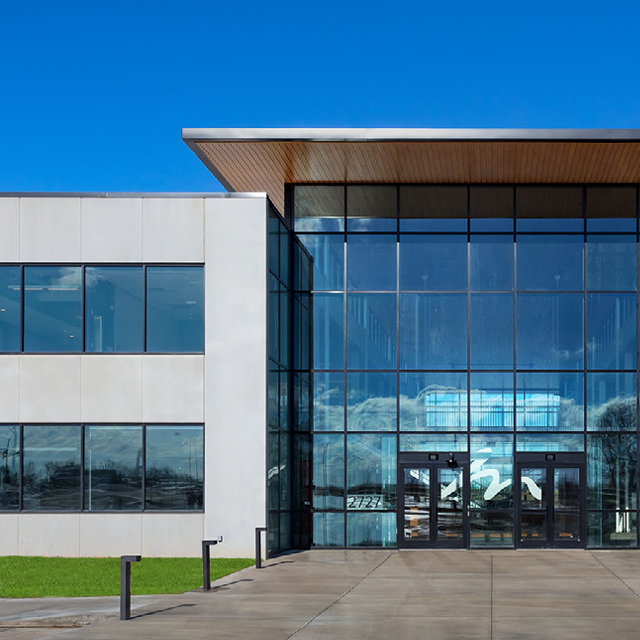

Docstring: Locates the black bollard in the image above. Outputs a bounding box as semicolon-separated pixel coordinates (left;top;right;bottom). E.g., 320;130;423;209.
255;527;267;569
120;555;142;621
202;537;223;591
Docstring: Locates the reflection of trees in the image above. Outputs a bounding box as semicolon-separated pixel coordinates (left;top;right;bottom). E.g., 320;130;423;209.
592;396;636;431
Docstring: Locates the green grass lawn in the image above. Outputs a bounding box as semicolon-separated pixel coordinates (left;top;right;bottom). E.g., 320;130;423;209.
0;556;254;598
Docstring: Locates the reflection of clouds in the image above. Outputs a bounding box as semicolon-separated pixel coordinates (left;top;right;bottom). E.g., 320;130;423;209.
517;395;583;429
348;396;396;430
589;396;637;430
400;384;466;429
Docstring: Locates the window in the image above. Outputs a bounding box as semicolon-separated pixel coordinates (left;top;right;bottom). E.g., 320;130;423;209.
0;425;19;510
470;236;513;291
400;235;467;291
516;235;583;291
347;372;397;431
347;294;397;369
0;266;20;352
347;235;396;291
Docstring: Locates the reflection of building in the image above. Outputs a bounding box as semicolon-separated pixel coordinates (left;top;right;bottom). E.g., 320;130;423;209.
2;128;640;555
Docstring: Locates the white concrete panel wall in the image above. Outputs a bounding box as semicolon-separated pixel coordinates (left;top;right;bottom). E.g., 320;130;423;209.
204;196;268;558
0;198;19;261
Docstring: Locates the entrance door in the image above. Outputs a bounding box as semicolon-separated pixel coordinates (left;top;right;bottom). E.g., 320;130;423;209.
399;456;469;549
516;455;585;548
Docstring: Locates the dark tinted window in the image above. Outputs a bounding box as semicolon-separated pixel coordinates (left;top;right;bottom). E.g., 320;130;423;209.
400;186;467;232
0;266;20;352
347;186;396;231
294;186;345;232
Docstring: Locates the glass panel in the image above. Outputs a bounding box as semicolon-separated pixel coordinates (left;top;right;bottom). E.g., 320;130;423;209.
347;293;396;369
586;187;637;233
268;276;280;364
279;218;290;285
268;371;279;430
280;512;291;552
521;467;546;508
399;235;467;291
516;373;584;431
516;294;583;369
294;185;345;232
24;266;82;353
313;512;345;547
145;426;203;510
516;187;583;232
293;294;311;370
268;432;279;510
587;293;637;370
554;512;580;541
268;512;279;554
0;425;19;510
587;373;637;431
312;293;344;370
399;434;468;452
313;373;344;431
347;372;397;431
437;466;464;541
294;372;311;432
516;235;583;291
517;434;584;452
587;434;637;510
85;266;143;353
22;425;81;510
400;373;467;431
0;266;20;352
403;468;430;540
347;511;396;547
297;234;344;291
470;294;513;369
586;236;637;291
347;433;396;510
470;434;513;509
84;426;142;511
280;432;290;510
470;186;514;232
470;236;514;291
555;468;580;509
399;293;467;369
400;186;467;232
146;266;204;353
470;511;514;547
520;512;546;540
268;211;280;278
313;433;345;510
347;185;396;232
470;373;514;431
347;235;396;291
588;511;637;548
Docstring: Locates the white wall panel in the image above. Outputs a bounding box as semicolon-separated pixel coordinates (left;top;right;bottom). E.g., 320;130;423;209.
0;198;20;261
142;198;204;263
79;514;143;557
20;198;81;262
81;198;143;262
0;515;19;555
19;514;80;556
141;514;203;557
0;356;20;422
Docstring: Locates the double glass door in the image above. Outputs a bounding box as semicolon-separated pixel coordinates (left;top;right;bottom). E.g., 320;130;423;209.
399;457;469;549
516;456;585;548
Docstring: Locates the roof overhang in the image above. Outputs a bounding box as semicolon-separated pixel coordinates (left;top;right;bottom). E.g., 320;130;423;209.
182;128;640;213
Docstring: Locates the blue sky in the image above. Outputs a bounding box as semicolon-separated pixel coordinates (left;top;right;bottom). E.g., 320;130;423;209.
1;0;639;192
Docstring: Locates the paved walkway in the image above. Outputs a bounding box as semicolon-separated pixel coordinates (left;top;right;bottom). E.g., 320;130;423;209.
3;549;640;639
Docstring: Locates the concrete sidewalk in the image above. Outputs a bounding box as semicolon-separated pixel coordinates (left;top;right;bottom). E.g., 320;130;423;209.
3;550;640;639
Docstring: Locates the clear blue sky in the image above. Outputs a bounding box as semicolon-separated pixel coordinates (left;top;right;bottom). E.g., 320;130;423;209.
1;0;639;193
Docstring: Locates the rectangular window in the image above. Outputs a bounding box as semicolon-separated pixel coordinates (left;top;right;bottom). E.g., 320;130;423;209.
470;373;514;431
400;235;467;291
347;372;397;431
586;187;637;233
297;234;344;291
516;187;583;232
294;186;345;232
470;434;513;509
587;372;637;431
313;511;345;547
313;433;345;510
0;266;20;352
0;425;19;510
400;186;467;232
347;433;396;510
470;236;514;291
312;293;344;370
586;236;637;291
85;266;143;352
347;186;397;232
146;266;204;353
24;266;82;353
470;294;513;369
313;373;345;431
347;235;396;291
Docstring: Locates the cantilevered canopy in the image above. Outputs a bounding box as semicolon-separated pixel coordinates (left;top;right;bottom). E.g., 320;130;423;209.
182;128;640;213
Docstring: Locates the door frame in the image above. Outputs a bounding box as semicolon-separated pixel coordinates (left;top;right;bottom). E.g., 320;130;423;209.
515;452;587;549
397;452;470;549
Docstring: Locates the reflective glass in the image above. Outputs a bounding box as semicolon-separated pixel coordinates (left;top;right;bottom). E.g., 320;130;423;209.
297;235;344;291
24;266;82;352
268;276;280;364
145;426;203;510
516;187;583;232
0;266;20;352
268;212;280;277
346;235;396;291
85;267;143;352
399;373;467;431
516;434;584;452
516;373;584;431
313;512;345;547
313;373;344;431
470;294;513;369
588;511;637;548
470;373;514;431
587;293;637;370
586;187;637;233
312;293;344;370
399;293;467;369
516;235;583;291
84;426;142;511
293;294;311;370
146;267;204;353
587;372;637;431
516;294;583;369
470;187;514;233
280;433;290;510
347;512;396;547
294;372;311;432
586;236;637;291
313;433;345;510
437;466;464;541
294;186;345;232
400;186;467;232
23;426;81;510
470;236;514;291
403;468;430;541
587;434;637;510
399;235;467;291
470;434;513;509
347;294;396;369
347;373;397;431
347;433;396;510
399;434;468;452
0;425;19;510
470;511;514;547
268;432;279;510
347;186;397;232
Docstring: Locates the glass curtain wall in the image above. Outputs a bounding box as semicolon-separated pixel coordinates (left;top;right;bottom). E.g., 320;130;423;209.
292;184;640;549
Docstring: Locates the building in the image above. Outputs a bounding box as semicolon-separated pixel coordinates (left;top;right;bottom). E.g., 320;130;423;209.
1;128;640;555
